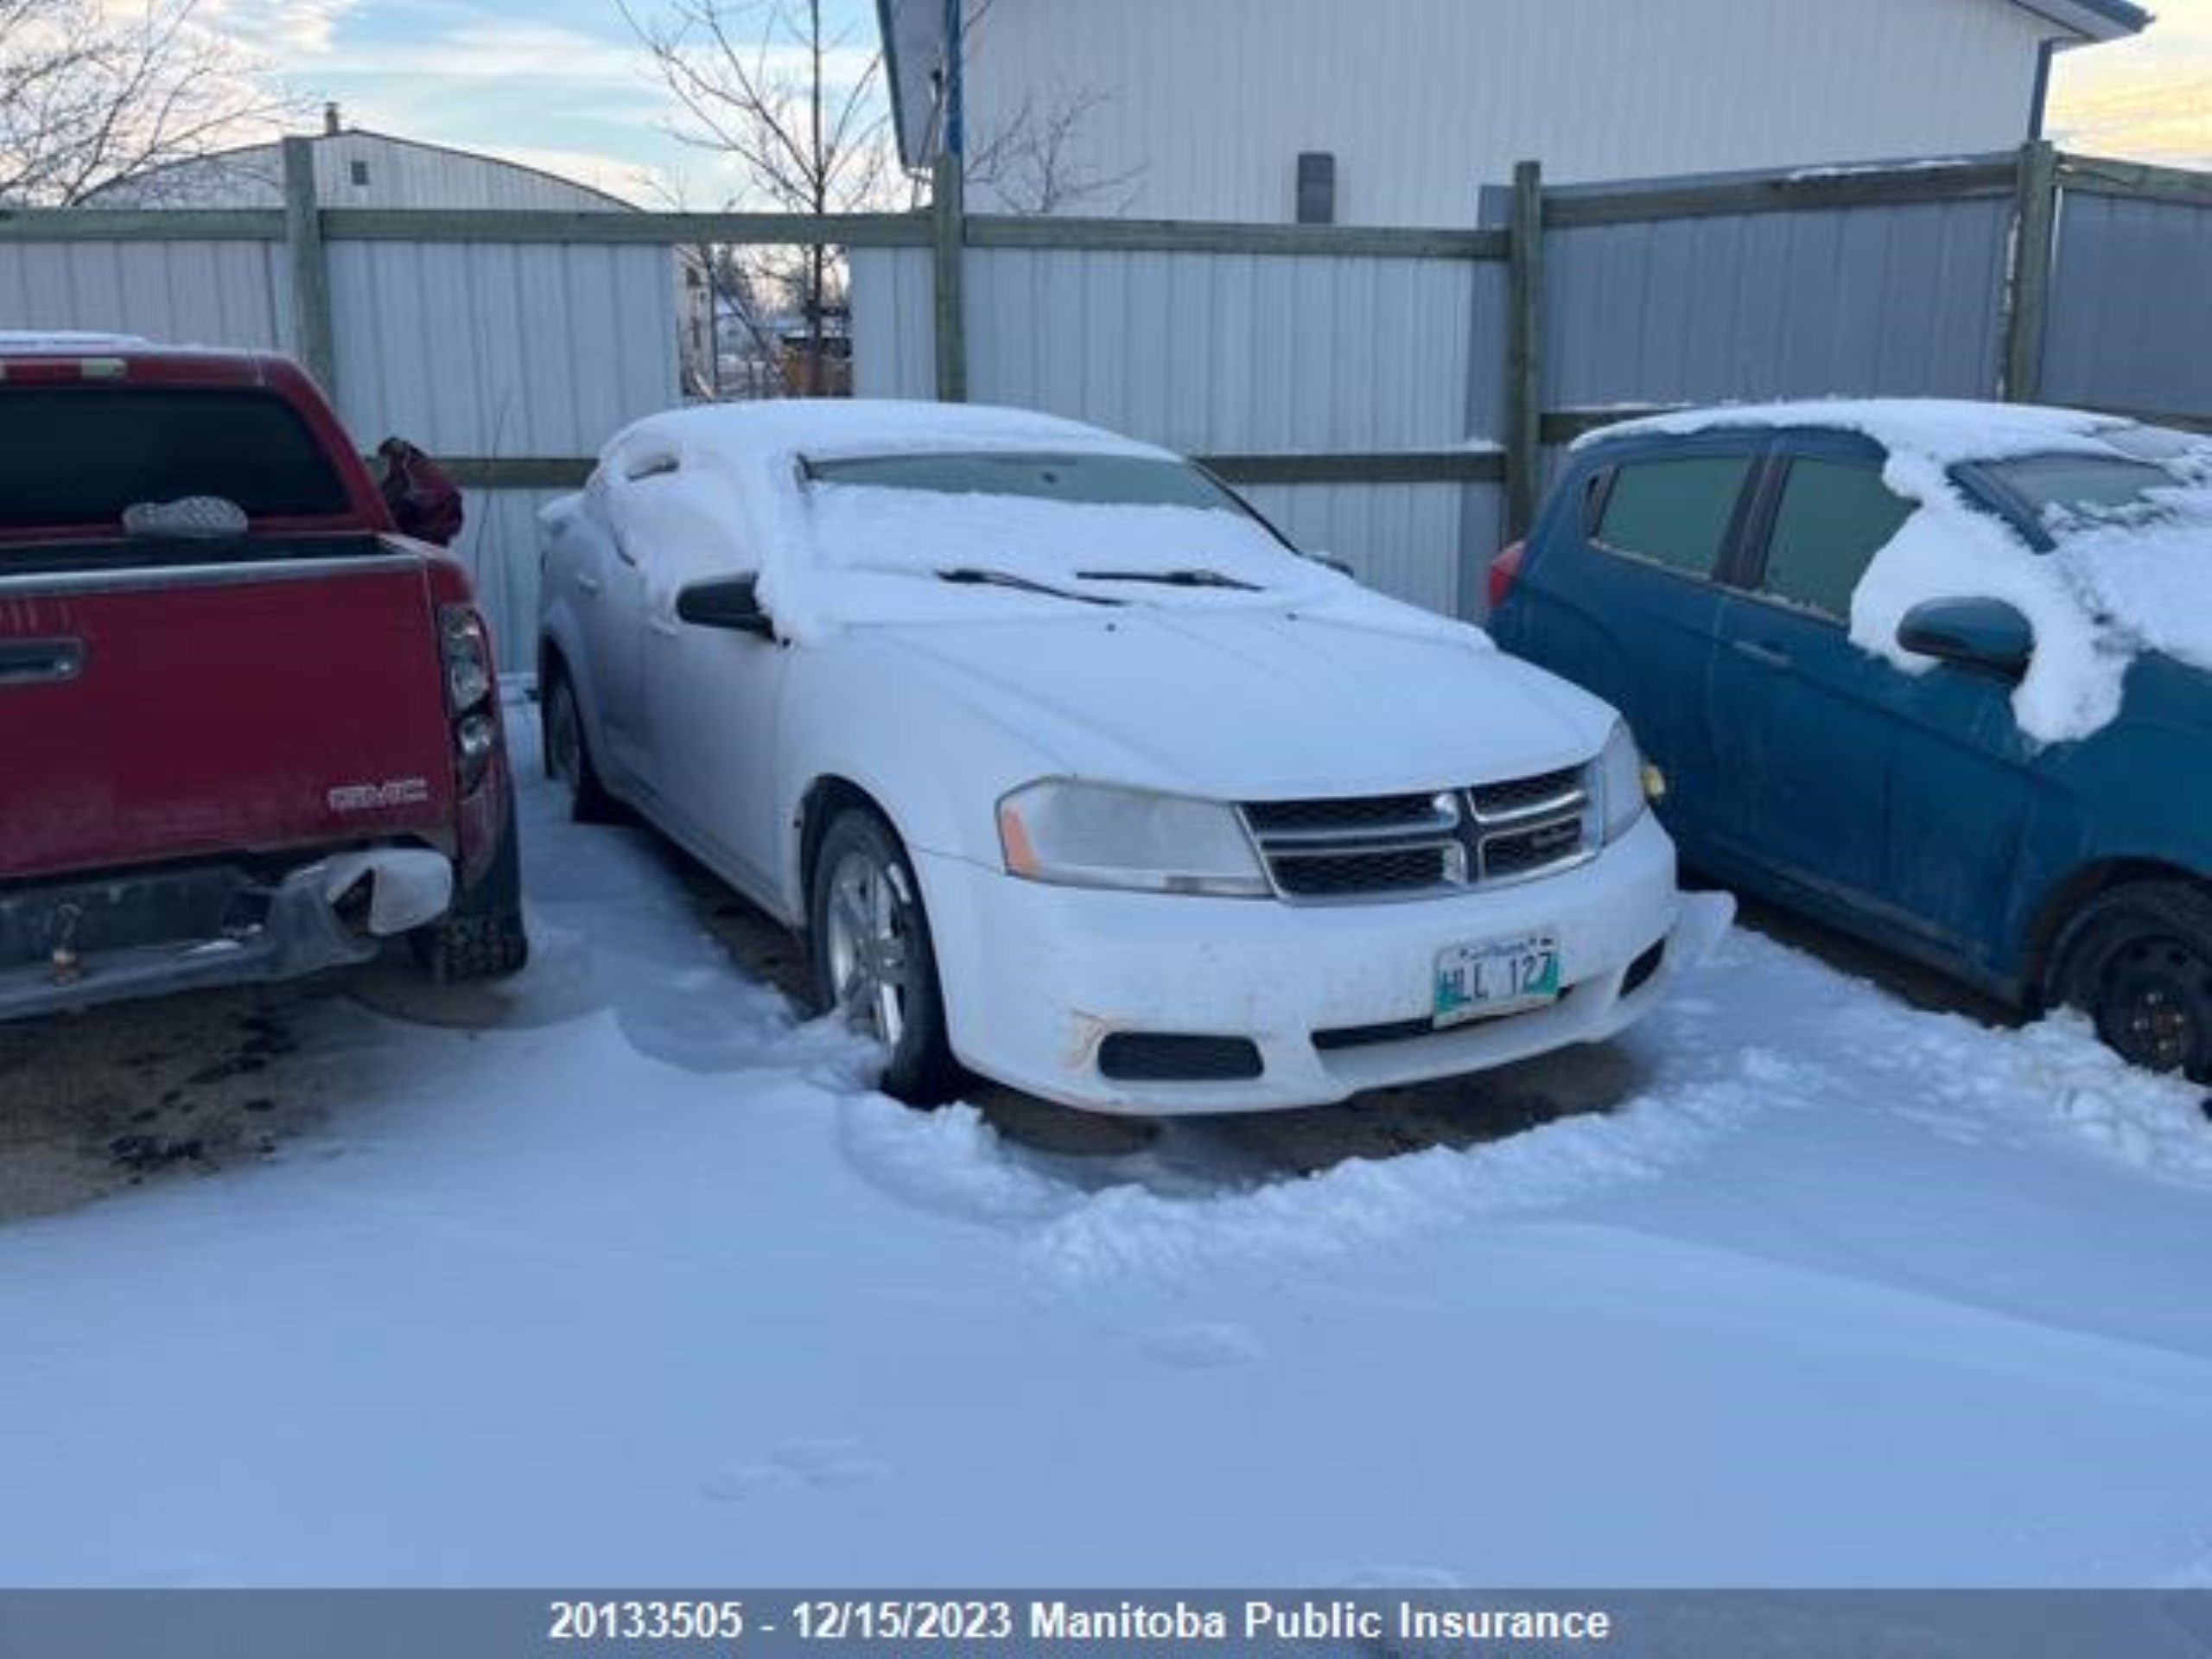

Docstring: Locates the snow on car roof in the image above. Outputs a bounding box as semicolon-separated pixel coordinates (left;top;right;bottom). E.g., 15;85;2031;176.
603;397;1173;474
1574;397;2132;465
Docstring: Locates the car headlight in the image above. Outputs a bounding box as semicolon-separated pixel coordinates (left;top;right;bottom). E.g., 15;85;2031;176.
996;779;1272;898
1595;721;1649;845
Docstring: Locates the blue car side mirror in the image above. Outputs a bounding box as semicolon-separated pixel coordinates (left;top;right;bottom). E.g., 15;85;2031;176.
1897;597;2033;679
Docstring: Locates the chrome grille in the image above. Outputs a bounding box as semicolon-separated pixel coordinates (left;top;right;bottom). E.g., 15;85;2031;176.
1242;767;1591;902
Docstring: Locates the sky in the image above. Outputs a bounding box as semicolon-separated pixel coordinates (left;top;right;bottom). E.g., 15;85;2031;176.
195;0;2212;206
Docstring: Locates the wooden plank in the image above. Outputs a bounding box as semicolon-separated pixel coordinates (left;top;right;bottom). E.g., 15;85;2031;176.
282;137;339;404
1198;450;1505;486
932;152;968;404
437;457;594;490
967;215;1508;261
1545;162;2017;228
323;208;933;247
2057;152;2212;210
0;208;284;241
2003;139;2059;404
1504;161;1545;539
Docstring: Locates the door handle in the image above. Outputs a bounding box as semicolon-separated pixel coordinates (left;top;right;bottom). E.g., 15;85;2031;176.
1731;639;1792;671
0;638;85;687
575;572;602;596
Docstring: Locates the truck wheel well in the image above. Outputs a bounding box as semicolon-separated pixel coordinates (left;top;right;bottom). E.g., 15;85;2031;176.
797;777;897;929
2025;858;2210;1009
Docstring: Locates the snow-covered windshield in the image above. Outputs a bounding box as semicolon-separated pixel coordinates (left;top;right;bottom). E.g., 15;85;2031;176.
1984;453;2183;525
803;451;1254;517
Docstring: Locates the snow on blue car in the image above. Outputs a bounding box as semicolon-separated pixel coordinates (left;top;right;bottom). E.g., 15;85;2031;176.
1489;399;2212;1083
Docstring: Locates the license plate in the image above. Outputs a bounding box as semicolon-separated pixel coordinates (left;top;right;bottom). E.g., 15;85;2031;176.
1433;932;1560;1028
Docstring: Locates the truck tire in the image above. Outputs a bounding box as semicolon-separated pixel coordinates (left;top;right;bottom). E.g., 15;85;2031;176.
2047;880;2212;1083
808;807;960;1105
412;799;529;984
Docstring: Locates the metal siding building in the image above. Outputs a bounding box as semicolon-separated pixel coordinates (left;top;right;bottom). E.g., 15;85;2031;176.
885;0;2146;226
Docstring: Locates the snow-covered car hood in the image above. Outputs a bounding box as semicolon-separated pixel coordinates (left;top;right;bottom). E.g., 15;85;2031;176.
867;605;1618;800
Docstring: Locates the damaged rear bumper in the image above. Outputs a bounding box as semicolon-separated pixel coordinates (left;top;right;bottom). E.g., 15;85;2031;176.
0;849;453;1020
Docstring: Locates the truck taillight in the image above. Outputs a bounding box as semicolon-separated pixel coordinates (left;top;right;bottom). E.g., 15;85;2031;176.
438;604;497;790
1487;540;1527;612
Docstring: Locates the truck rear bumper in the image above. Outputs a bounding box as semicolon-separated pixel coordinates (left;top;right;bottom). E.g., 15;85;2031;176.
0;849;453;1020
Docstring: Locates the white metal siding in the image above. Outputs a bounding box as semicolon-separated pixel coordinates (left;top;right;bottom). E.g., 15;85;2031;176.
961;0;2056;225
90;133;634;213
0;240;288;349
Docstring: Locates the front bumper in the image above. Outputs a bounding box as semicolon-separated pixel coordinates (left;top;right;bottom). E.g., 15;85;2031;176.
917;810;1732;1113
0;849;454;1020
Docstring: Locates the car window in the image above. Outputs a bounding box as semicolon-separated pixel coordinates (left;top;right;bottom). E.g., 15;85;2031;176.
1983;452;2179;521
1592;454;1752;577
1759;458;1915;620
804;451;1244;514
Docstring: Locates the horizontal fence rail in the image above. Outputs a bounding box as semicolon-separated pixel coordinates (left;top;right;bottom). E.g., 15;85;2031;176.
5;142;2209;635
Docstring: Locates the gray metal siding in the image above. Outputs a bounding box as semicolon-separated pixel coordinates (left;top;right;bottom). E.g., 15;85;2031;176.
2041;193;2212;419
1545;199;2012;410
851;243;1496;613
0;239;288;350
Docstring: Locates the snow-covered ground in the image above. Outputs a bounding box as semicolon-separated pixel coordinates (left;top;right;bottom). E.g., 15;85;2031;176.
3;703;2209;1588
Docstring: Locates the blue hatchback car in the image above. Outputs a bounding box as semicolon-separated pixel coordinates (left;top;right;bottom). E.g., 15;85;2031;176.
1490;399;2212;1083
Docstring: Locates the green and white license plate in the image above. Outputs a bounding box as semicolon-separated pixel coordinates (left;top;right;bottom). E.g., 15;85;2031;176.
1433;931;1560;1028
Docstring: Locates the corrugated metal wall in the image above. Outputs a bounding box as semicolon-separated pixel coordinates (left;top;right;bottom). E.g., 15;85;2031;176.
2041;192;2212;420
1544;199;2013;410
955;0;2053;226
325;238;679;653
0;235;677;658
0;240;288;349
852;244;1503;616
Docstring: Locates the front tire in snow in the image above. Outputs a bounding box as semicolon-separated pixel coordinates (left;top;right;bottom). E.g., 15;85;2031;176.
808;809;960;1105
2048;880;2212;1084
543;666;620;824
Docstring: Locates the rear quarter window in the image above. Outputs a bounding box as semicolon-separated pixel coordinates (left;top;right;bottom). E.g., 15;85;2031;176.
1592;454;1753;578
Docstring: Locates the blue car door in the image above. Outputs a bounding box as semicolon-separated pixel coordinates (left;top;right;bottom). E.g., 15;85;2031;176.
1501;440;1763;845
1709;435;2032;959
1705;437;1912;910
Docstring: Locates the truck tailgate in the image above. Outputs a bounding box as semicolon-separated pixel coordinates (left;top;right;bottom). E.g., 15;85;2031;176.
0;548;458;881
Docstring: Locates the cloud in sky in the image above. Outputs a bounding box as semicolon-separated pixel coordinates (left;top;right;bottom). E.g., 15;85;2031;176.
2048;0;2212;166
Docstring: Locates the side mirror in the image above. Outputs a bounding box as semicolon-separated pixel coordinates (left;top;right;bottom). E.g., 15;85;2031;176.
1897;597;2032;679
676;573;773;637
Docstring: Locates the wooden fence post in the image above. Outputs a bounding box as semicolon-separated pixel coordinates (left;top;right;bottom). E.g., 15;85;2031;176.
281;137;339;401
1504;159;1545;541
931;150;968;404
2002;139;2059;404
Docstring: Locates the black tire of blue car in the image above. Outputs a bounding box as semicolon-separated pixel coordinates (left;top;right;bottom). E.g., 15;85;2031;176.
411;798;530;983
543;665;621;824
2049;881;2212;1084
807;808;962;1106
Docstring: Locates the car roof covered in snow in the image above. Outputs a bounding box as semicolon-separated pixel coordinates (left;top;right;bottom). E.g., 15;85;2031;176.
1573;398;2137;467
601;398;1173;477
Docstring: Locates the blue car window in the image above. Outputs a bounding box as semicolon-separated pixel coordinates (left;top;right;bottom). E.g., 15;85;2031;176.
1761;459;1916;620
1592;455;1751;577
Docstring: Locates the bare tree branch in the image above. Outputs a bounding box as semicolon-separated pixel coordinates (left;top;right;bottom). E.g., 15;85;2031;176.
624;0;897;397
0;0;298;206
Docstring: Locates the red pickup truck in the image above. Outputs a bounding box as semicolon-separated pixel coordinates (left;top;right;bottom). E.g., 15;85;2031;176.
0;334;526;1017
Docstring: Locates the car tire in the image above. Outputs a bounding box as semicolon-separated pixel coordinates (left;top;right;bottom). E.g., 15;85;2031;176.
808;808;961;1105
2048;880;2212;1084
411;798;530;983
543;665;620;824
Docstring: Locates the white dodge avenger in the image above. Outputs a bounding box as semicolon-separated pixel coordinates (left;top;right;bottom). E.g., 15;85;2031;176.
538;402;1727;1112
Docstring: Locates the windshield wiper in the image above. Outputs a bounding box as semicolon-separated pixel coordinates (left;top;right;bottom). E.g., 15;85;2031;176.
1075;568;1261;591
936;566;1124;606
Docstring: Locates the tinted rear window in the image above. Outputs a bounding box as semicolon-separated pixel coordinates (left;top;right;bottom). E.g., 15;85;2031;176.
1594;455;1752;577
1985;453;2177;520
0;387;351;530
